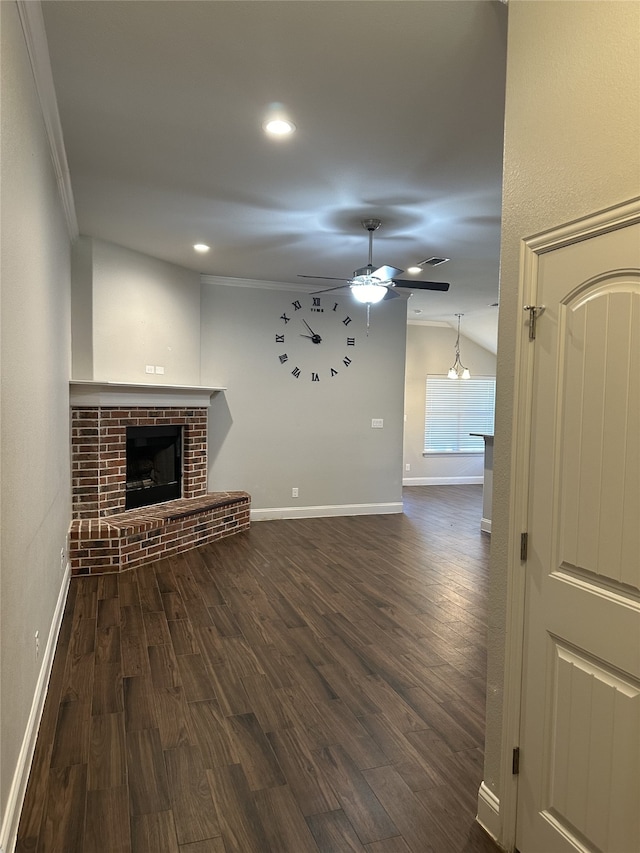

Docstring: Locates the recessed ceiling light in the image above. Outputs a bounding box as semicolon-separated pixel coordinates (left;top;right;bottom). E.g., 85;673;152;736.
407;266;422;275
263;118;296;137
193;243;210;253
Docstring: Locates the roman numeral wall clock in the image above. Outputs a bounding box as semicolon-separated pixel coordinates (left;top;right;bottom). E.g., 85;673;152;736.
275;295;357;382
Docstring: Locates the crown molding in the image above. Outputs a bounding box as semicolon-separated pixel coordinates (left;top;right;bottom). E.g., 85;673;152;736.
16;1;79;240
200;274;319;293
407;318;450;328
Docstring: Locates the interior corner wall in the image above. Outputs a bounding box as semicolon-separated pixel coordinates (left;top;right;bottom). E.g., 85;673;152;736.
71;235;93;380
200;281;407;514
484;0;640;822
84;237;202;385
403;323;497;484
0;0;72;837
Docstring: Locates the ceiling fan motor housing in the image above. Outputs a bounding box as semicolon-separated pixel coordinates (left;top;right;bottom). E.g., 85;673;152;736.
353;264;379;278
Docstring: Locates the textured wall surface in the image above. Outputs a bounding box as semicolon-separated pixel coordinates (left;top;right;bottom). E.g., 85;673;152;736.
201;281;407;513
85;237;202;385
0;0;72;829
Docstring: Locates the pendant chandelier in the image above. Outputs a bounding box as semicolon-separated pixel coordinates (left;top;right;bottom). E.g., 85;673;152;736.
448;313;471;379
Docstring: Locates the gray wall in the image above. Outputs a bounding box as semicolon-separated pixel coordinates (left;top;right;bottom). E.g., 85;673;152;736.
484;0;640;819
201;280;407;514
69;250;409;514
403;321;497;484
72;236;202;385
0;1;72;832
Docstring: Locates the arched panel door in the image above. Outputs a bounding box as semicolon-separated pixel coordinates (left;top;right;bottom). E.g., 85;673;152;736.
517;220;640;853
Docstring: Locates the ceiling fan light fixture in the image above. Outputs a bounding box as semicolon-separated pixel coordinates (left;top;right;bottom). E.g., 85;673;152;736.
350;277;387;304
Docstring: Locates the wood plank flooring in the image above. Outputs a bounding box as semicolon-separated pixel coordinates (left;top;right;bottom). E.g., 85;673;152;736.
17;486;499;852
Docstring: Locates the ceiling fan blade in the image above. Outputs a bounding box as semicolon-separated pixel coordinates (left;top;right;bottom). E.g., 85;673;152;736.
298;274;350;282
392;279;450;292
310;284;351;294
373;264;404;280
383;288;400;300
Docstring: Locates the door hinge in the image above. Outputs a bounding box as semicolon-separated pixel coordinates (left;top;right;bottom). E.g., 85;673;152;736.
523;304;545;341
512;746;520;775
520;532;528;561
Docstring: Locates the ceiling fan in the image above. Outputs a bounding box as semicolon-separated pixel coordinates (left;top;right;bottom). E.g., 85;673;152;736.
298;219;450;305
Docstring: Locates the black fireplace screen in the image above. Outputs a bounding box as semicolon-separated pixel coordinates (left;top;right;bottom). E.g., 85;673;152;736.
125;425;182;510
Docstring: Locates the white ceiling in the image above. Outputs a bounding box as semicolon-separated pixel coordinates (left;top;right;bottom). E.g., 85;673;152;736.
41;0;507;352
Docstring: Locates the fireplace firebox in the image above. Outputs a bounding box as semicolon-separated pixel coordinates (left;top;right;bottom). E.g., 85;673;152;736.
125;425;182;509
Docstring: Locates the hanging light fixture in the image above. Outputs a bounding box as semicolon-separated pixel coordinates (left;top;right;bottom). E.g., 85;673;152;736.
448;313;471;379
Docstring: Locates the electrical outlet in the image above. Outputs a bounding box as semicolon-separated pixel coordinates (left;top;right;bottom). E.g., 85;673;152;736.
145;364;155;374
155;365;165;375
291;487;299;498
34;631;40;662
405;463;411;472
371;418;384;429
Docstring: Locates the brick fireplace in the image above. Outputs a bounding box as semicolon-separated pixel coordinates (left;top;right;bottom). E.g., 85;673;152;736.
71;405;208;518
68;383;250;575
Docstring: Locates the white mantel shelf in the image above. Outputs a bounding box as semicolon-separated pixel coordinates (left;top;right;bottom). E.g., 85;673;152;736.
69;380;226;407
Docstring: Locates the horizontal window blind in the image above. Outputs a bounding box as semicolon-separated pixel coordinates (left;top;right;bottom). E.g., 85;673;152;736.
424;375;496;453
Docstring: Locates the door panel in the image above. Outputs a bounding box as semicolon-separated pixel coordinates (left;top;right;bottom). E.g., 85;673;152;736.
516;220;640;853
545;640;639;852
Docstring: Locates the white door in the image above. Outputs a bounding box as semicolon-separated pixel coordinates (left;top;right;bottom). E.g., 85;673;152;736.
516;214;640;852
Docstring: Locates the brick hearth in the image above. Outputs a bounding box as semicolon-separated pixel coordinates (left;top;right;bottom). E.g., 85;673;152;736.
69;491;250;575
69;401;250;574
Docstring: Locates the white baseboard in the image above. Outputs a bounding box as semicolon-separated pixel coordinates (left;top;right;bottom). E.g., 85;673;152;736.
481;517;492;533
403;476;484;486
0;564;71;853
476;781;501;845
251;502;403;521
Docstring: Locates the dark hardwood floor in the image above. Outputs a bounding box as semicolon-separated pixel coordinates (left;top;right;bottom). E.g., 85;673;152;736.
17;485;500;852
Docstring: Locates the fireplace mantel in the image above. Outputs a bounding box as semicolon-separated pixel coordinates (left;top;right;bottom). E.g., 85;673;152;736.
69;380;226;407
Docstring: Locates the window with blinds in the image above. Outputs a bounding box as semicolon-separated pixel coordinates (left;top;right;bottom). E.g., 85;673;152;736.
424;375;496;453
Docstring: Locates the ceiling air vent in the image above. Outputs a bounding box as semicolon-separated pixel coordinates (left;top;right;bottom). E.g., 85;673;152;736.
419;256;450;267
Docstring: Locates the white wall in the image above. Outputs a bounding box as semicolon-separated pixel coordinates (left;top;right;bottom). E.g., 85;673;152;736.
484;0;640;831
0;1;72;842
71;236;202;385
404;321;496;485
201;280;407;515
